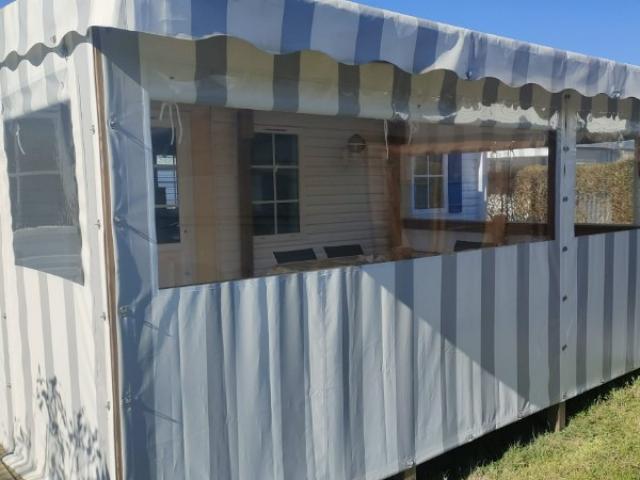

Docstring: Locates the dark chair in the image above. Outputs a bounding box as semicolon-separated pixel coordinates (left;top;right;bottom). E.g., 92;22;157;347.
274;248;317;264
454;240;492;252
324;244;365;258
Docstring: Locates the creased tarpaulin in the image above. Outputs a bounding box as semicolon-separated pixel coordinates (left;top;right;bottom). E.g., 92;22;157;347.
3;0;640;101
0;36;115;480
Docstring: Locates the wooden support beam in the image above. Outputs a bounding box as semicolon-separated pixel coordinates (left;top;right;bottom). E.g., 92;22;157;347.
92;41;124;480
237;110;255;278
548;401;566;432
401;465;417;480
386;121;407;257
191;106;219;284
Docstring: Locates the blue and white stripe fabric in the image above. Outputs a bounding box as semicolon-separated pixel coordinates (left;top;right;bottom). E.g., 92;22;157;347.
1;0;640;101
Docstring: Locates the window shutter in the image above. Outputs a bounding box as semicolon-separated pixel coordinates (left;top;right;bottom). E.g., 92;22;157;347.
448;152;463;214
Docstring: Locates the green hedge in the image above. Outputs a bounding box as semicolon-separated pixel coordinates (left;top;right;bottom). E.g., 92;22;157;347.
510;158;635;224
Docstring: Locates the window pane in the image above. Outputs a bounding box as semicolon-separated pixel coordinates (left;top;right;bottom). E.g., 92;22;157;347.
152;127;181;244
156;169;179;206
153;128;177;158
6;118;60;173
276;168;299;201
277;202;300;234
14;174;68;227
428;177;444;209
414;157;428;175
253;203;275;235
252;169;275;201
155;207;181;243
252;133;273;166
414;178;428;210
429;154;443;175
275;134;298;165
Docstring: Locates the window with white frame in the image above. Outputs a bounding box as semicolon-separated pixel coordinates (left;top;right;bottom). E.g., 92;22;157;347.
251;133;300;235
412;154;445;211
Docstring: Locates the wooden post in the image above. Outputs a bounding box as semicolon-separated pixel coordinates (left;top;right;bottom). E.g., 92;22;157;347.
386;121;407;257
191;106;218;284
92;41;124;480
548;401;566;432
401;465;417;480
237;110;254;278
555;94;577;415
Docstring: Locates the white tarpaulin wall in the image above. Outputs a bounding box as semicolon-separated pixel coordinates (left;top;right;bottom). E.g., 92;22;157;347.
96;27;640;480
123;236;640;480
0;37;116;479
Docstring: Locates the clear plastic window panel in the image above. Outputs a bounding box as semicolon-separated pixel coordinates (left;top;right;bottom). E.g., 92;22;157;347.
149;101;554;289
3;103;83;283
575;101;640;236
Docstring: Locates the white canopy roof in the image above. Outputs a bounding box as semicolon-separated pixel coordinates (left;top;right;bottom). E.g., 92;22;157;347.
2;0;640;100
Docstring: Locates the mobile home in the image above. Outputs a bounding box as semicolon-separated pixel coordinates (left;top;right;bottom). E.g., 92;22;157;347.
0;0;639;479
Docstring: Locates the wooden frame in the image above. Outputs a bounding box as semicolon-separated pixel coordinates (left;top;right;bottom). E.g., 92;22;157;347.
92;39;124;480
402;218;551;237
386;121;407;253
237;110;255;278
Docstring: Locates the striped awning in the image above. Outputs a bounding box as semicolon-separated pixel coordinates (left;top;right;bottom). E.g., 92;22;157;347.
2;0;640;102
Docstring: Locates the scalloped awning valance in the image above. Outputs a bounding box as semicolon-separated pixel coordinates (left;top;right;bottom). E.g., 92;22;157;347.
2;0;640;101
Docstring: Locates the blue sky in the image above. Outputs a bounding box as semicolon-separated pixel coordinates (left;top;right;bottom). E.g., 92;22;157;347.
0;0;638;65
359;0;640;65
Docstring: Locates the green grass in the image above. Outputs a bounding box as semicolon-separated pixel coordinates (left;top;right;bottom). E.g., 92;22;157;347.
468;376;640;480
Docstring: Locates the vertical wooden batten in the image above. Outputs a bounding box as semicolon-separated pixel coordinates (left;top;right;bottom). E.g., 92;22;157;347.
237;110;255;278
386;120;407;256
190;106;219;283
92;40;124;480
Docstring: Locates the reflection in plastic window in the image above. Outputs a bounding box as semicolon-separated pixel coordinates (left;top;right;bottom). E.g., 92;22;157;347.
3;103;83;283
413;154;444;211
484;148;550;224
251;133;300;236
149;102;554;289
